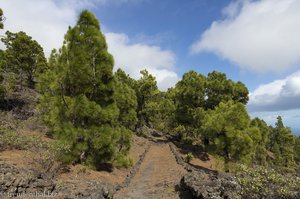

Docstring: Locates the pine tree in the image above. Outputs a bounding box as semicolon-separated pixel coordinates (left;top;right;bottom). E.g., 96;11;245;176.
134;70;176;131
135;69;159;127
250;118;270;165
175;70;206;126
270;116;296;169
205;71;249;109
270;116;284;148
202;101;259;165
153;90;176;132
232;81;249;104
115;68;138;130
142;90;176;132
115;68;137;90
1;31;47;88
38;10;131;167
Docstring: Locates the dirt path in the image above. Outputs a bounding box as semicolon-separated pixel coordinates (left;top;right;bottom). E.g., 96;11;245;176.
114;143;187;199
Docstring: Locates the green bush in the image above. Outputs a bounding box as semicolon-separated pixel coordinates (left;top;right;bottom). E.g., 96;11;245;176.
113;154;133;168
185;152;194;163
174;125;185;138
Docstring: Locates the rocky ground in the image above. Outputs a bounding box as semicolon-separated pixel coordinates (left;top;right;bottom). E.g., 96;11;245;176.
0;137;147;199
0;127;231;199
0;91;241;199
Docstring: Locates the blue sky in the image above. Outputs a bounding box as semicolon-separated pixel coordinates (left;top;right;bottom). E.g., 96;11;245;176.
1;0;300;135
95;0;239;82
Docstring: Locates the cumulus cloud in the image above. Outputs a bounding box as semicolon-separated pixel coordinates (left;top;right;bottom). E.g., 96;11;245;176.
191;0;300;73
0;0;178;91
0;0;83;57
0;0;145;57
106;33;179;91
248;70;300;112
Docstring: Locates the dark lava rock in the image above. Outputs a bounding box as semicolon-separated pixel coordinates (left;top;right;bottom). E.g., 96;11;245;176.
180;171;241;199
0;161;56;197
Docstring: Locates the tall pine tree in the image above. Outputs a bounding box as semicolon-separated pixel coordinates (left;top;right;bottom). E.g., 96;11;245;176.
38;10;131;167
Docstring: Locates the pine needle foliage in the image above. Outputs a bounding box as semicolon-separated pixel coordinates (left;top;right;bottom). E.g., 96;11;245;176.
38;10;131;167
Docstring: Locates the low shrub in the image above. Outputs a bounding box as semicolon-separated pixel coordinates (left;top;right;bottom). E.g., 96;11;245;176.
237;165;300;198
48;140;72;163
0;128;71;178
28;140;72;178
0;128;41;150
185;152;194;163
113;154;133;168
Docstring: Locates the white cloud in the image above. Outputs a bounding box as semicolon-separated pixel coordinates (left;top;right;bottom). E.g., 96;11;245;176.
222;0;247;18
191;0;300;73
0;0;178;91
248;70;300;112
0;0;145;57
248;71;300;134
0;0;86;57
105;32;179;91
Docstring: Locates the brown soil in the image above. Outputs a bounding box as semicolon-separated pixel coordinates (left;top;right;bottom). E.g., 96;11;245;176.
189;154;219;170
114;143;187;199
0;150;33;169
178;147;222;171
